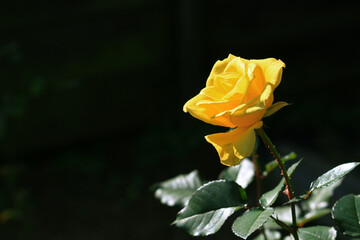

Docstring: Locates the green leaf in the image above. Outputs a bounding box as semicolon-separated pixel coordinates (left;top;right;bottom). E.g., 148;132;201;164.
298;226;337;240
264;205;301;229
309;162;360;192
283;179;342;207
253;230;281;240
174;180;247;236
282;194;309;205
232;208;274;239
259;160;301;208
264;101;289;118
332;194;360;236
296;179;343;225
264;152;297;175
219;158;254;188
303;179;342;212
298;209;331;227
154;170;203;207
259;181;283;209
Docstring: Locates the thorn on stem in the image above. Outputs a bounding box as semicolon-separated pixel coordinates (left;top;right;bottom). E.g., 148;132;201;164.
283;187;291;200
304;191;311;199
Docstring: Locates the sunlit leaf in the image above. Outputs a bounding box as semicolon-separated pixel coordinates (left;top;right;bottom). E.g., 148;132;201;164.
309;162;360;192
304;179;343;211
298;226;337;240
173;180;247;236
259;160;301;208
332;194;360;236
297;179;343;226
154;170;203;207
219;158;254;188
232;208;274;239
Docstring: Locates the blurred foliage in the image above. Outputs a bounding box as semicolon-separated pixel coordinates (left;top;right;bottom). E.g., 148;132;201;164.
0;163;32;238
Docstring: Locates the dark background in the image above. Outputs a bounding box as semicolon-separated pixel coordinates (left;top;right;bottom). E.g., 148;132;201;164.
0;0;359;239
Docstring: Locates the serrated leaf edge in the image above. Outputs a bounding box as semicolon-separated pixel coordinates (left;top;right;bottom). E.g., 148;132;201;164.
232;208;274;239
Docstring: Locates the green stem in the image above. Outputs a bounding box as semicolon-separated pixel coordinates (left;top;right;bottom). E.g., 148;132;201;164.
251;151;267;240
270;216;295;235
262;229;268;240
251;152;262;205
256;128;299;240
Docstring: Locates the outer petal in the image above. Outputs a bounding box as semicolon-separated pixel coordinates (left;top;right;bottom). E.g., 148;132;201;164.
213;96;258;119
206;54;236;87
242;84;274;115
212;93;272;128
230;107;267;127
250;58;285;88
183;93;236;128
229;93;273;127
196;99;239;115
205;121;263;166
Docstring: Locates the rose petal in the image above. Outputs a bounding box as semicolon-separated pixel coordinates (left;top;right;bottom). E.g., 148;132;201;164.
212;72;241;93
224;57;247;74
200;86;225;100
260;84;273;103
221;74;250;101
205;121;263;166
241;84;274;115
206;54;237;87
230;108;267;127
212;72;242;93
244;63;266;102
196;99;239;114
228;91;273;127
215;96;259;118
183;94;237;128
250;58;285;88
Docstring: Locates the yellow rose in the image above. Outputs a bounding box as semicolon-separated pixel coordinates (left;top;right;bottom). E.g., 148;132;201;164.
183;54;287;166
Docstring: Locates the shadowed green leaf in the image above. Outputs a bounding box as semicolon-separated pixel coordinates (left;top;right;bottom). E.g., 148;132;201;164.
332;194;360;236
298;226;337;240
259;160;301;208
264;205;301;229
232;208;274;239
174;180;247;236
309;162;360;192
154;170;203;207
298;209;331;227
219;158;254;188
